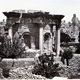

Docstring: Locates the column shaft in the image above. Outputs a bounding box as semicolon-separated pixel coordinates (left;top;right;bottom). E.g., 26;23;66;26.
50;24;53;51
9;26;13;42
56;26;60;56
39;25;44;54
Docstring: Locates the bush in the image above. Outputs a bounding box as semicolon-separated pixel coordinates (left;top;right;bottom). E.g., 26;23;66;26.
75;44;80;53
1;38;25;58
60;46;76;66
32;52;61;79
0;37;26;78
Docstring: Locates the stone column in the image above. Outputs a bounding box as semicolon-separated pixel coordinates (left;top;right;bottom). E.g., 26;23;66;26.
49;37;52;51
50;24;53;51
9;26;13;42
56;24;60;57
39;24;44;54
31;37;35;49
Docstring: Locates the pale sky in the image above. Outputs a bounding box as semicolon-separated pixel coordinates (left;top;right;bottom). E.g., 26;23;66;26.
0;0;80;22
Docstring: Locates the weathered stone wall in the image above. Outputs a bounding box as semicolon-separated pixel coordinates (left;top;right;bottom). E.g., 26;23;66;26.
0;58;34;68
7;17;40;49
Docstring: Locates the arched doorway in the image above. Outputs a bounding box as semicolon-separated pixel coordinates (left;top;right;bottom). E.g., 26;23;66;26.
23;32;31;48
44;33;51;50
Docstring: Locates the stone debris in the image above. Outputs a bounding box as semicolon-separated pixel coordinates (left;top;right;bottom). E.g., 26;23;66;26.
0;68;4;79
58;54;80;79
0;54;80;79
58;66;78;79
9;66;46;79
52;76;67;80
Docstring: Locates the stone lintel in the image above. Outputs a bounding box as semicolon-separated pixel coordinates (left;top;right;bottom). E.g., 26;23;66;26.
6;17;62;28
3;11;64;26
3;11;64;19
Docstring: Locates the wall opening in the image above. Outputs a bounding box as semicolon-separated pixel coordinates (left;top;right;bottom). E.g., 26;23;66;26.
23;33;31;48
44;33;51;50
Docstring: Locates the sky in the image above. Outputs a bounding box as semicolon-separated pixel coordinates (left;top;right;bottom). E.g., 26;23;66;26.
0;0;80;22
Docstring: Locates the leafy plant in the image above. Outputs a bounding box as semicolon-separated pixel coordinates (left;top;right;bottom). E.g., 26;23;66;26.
60;46;74;66
2;37;25;58
0;36;26;78
0;36;25;68
32;52;61;79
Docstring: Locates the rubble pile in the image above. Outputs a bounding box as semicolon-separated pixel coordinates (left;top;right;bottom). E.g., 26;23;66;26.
9;66;46;79
58;66;78;79
58;54;80;79
0;54;80;79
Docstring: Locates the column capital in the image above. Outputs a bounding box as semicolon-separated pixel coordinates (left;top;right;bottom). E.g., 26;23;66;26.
56;23;61;29
54;19;61;29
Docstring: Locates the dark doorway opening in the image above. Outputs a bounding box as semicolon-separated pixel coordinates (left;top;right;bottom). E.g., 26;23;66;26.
44;33;50;41
44;33;50;49
23;34;31;48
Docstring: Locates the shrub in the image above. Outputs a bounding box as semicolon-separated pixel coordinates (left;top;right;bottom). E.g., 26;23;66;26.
60;46;76;66
0;37;26;78
32;52;61;79
1;38;25;58
75;44;80;53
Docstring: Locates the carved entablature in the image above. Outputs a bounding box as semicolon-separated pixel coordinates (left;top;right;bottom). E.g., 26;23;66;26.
53;19;61;27
24;18;32;23
32;17;43;23
3;11;64;28
6;17;20;28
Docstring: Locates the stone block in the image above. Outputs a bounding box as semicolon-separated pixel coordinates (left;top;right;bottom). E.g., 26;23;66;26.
0;58;34;68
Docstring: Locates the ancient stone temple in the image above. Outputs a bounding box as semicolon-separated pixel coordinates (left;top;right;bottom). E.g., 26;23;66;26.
3;10;64;56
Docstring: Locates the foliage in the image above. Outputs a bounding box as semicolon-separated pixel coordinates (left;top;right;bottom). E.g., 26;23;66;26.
0;37;25;58
60;32;71;43
32;52;61;79
75;44;80;53
60;46;76;59
61;49;73;59
60;46;77;66
61;15;80;42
